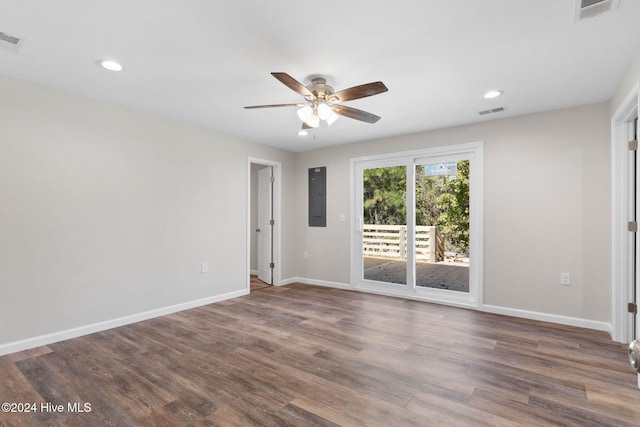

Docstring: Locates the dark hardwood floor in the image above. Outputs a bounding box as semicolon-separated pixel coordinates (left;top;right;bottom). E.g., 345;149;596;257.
1;283;640;426
250;275;271;292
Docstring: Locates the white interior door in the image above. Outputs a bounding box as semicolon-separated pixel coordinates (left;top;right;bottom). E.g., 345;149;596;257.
633;117;640;388
631;117;640;387
632;120;638;342
257;166;273;284
627;117;639;343
635;118;639;348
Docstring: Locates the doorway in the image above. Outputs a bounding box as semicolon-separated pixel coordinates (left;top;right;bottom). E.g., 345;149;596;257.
351;142;483;307
257;166;273;285
248;158;282;292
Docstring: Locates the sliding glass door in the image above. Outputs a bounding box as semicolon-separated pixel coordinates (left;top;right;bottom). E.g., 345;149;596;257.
414;156;470;295
353;143;482;307
361;163;408;287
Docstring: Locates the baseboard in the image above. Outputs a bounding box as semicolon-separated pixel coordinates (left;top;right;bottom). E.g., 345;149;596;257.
0;288;249;357
482;304;612;333
280;277;353;290
282;278;612;334
250;269;258;276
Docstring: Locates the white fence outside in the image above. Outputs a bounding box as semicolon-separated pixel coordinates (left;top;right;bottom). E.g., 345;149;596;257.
363;224;444;263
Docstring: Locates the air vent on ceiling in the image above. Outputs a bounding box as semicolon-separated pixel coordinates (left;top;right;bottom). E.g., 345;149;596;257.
0;31;24;53
573;0;620;22
479;107;505;116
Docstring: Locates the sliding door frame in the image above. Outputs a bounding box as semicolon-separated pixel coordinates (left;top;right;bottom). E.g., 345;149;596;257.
350;142;484;308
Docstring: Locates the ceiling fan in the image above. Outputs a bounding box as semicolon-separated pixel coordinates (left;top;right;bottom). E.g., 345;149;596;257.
244;72;388;130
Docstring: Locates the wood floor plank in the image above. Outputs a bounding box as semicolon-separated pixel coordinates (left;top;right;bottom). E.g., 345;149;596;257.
466;388;554;427
227;347;425;426
2;283;640;426
407;391;518;427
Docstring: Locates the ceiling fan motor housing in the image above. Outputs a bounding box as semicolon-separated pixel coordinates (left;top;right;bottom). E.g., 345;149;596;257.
306;78;335;102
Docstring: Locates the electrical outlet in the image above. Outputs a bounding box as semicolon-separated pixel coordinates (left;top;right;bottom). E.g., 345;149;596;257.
560;272;571;286
303;251;308;260
201;262;208;273
340;213;345;222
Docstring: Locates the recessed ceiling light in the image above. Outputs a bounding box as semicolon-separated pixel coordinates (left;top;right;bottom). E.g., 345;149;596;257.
484;90;503;99
98;59;124;72
297;130;308;136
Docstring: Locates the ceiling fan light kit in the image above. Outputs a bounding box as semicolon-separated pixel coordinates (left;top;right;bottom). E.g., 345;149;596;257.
296;101;340;128
317;102;331;119
297;105;320;128
245;72;388;132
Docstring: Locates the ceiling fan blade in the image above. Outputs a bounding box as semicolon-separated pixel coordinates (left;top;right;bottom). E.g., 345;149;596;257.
332;105;381;124
301;122;312;130
331;81;388;102
244;103;303;109
271;72;314;99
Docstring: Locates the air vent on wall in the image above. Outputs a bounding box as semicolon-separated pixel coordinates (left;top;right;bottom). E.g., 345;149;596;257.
0;31;24;53
573;0;620;22
479;107;505;116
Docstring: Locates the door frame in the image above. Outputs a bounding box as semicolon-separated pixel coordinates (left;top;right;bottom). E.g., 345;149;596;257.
350;142;483;308
612;83;640;343
247;157;282;290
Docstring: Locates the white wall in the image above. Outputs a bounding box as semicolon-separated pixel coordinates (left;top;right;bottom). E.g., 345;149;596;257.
0;70;615;350
291;102;611;324
0;75;295;349
611;51;640;114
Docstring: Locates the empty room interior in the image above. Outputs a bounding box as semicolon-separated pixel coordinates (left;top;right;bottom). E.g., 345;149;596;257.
3;1;640;425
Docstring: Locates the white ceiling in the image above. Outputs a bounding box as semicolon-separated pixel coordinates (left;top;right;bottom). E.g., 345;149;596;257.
1;0;639;152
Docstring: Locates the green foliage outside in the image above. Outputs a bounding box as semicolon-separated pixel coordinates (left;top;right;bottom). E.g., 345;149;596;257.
362;166;407;225
363;160;470;255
